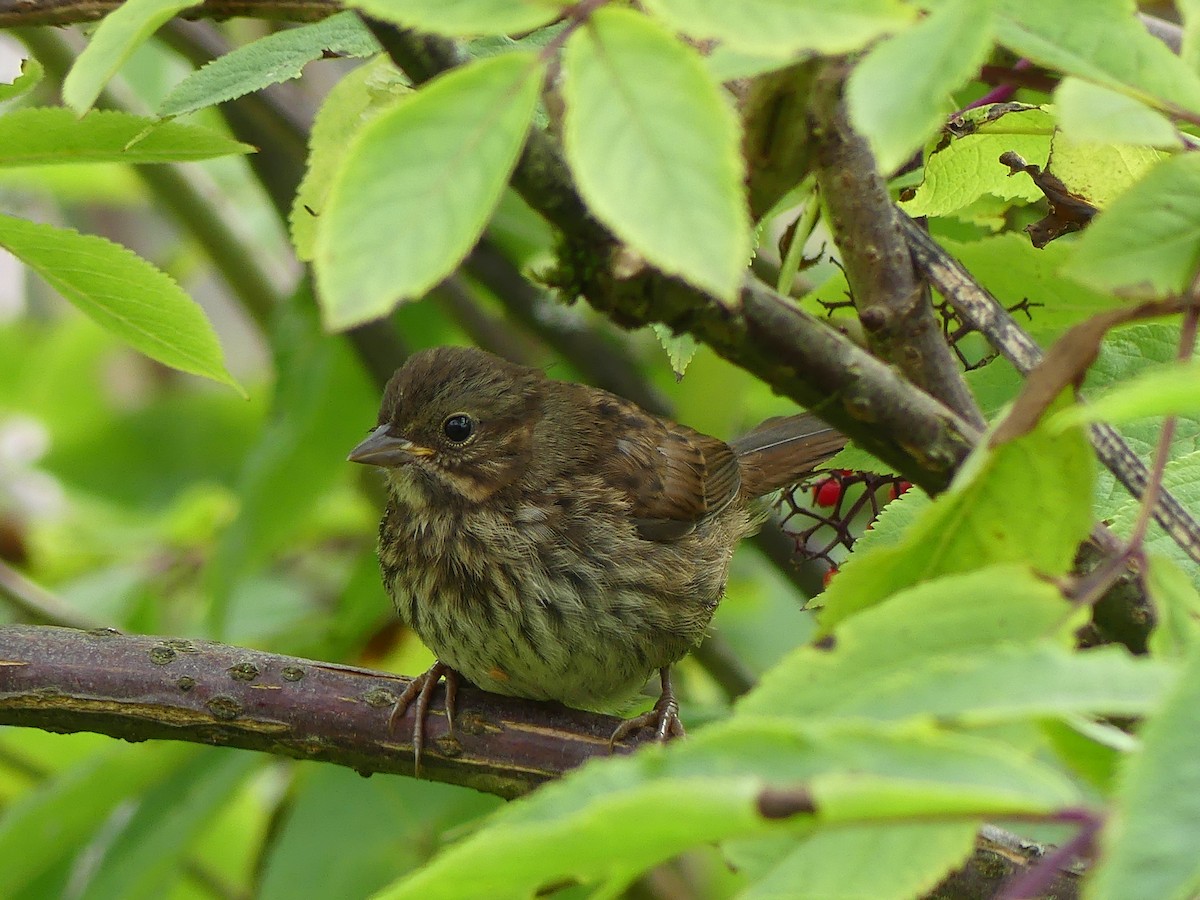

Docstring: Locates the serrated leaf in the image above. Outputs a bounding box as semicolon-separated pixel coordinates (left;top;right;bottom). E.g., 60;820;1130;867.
0;108;253;166
62;0;203;114
997;0;1200;117
1090;641;1200;900
1110;452;1200;592
1062;153;1200;298
641;0;916;57
0;215;242;392
939;233;1123;336
291;56;408;261
344;0;560;36
0;57;44;102
1051;360;1200;429
158;12;380;119
1053;77;1181;149
650;323;697;377
818;410;1094;628
847;0;997;174
315;52;543;330
563;8;749;302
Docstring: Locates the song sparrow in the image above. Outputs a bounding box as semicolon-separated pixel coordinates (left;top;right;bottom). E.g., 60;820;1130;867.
349;346;844;770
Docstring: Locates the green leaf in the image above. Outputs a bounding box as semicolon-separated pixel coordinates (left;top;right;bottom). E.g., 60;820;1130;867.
0;57;44;102
818;410;1094;627
1090;641;1200;900
901;105;1053;219
343;0;560;36
261;766;498;900
0;108;253;167
315;52;543;330
0;215;242;392
1062;153;1200;298
1046;135;1170;209
847;0;997;174
740;823;977;900
158;12;380;119
206;287;377;636
997;0;1200;115
1110;452;1200;592
1145;555;1200;659
743;566;1170;723
62;0;203;114
641;0;916;56
937;233;1123;337
79;751;256;900
376;719;1082;900
827;643;1171;724
563;8;749;302
0;744;195;896
1051;360;1200;429
651;323;697;377
1183;0;1200;77
1053;77;1181;149
1084;325;1200;486
291;56;408;261
1041;717;1132;794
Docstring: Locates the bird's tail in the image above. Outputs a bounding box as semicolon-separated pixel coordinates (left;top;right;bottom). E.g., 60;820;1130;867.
732;413;846;498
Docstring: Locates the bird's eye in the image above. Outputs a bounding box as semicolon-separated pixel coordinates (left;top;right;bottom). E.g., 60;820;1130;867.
442;413;475;444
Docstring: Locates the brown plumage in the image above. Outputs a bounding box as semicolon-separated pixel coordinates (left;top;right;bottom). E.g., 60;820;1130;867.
349;346;845;769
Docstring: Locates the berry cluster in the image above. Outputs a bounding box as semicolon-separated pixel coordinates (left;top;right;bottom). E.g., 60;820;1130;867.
777;470;912;587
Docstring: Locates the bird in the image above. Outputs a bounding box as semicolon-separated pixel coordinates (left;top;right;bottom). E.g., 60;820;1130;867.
348;345;845;771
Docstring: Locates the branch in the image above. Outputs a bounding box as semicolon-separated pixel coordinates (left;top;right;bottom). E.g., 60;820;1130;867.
0;0;340;26
0;624;653;799
900;214;1200;568
808;58;984;430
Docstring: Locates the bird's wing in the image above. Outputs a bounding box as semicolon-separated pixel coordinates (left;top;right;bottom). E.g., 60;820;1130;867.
585;394;741;543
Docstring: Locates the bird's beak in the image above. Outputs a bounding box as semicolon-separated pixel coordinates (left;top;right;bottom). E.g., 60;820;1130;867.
347;425;435;467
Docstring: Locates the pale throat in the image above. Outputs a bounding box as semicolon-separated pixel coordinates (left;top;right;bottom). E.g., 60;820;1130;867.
385;459;509;507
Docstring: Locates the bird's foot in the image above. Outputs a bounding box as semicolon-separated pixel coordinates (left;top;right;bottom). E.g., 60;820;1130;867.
610;667;686;750
389;660;459;777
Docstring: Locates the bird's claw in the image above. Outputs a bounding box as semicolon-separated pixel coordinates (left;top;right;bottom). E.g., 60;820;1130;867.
609;667;686;750
389;660;459;777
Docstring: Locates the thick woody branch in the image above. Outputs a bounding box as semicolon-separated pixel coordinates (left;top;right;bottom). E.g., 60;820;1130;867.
0;624;651;799
808;59;984;430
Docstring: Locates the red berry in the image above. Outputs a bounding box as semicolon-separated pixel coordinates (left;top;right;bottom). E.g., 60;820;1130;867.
814;479;842;507
822;566;838;587
889;480;912;501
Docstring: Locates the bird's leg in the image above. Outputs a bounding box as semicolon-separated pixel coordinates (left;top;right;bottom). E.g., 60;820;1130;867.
388;660;460;776
610;667;687;750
